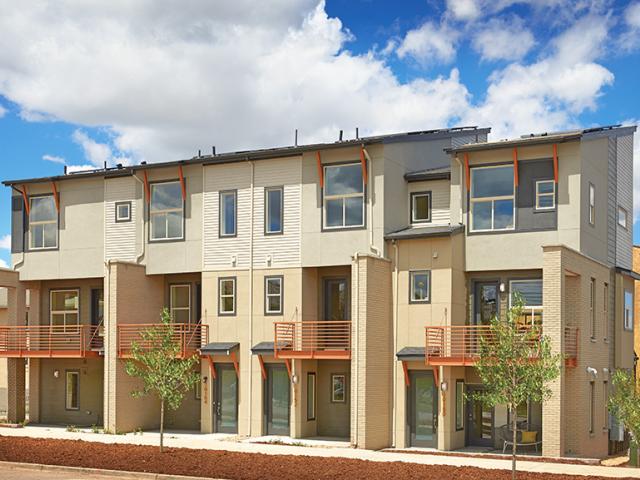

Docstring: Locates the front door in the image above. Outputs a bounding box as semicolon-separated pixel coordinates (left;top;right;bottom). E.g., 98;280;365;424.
265;364;290;435
214;364;238;433
466;386;494;447
324;278;349;320
408;371;438;448
474;282;499;325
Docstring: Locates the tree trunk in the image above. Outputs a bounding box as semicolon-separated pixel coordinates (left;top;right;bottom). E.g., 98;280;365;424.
511;405;517;480
160;399;165;453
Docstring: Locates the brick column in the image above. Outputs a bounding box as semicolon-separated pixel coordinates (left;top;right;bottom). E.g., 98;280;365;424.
5;281;27;423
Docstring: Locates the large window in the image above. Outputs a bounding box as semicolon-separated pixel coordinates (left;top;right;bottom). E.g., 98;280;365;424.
29;195;58;249
219;277;236;316
265;187;283;234
588;183;595;225
409;271;430;303
410;192;431;224
219;190;237;237
535;180;555;210
65;370;80;410
323;163;365;229
618;206;628;229
150;181;183;241
170;284;191;323
590;278;596;339
470;165;515;232
509;279;542;325
265;276;283;315
50;289;79;332
624;290;633;331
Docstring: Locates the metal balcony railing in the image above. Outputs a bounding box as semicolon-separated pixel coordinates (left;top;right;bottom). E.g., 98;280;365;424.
0;325;103;358
274;321;351;359
117;323;208;359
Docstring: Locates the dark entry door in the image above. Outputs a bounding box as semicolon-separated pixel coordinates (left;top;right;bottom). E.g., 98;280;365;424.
474;282;499;325
324;278;349;320
408;371;438;448
265;364;290;435
466;386;494;447
214;364;238;433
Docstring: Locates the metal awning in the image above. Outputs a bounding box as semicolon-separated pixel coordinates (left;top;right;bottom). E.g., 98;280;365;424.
200;342;239;356
396;346;425;361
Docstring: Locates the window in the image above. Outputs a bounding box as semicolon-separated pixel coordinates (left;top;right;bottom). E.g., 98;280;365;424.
618;206;628;229
470;165;515;232
150;181;183;241
29;195;58;249
410;192;431;224
409;271;430;303
323;163;365;229
590;278;596;339
603;283;609;341
65;371;80;410
589;381;595;434
588;183;595;225
50;289;79;332
603;381;608;431
170;284;191;323
265;276;283;315
510;279;543;325
219;191;237;237
535;180;555;210
331;374;346;403
265;187;283;234
455;380;464;430
624;290;633;331
115;201;131;222
219;278;236;315
307;372;316;421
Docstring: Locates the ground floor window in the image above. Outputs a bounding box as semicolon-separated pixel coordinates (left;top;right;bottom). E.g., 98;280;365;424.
331;374;346;403
307;372;316;420
589;381;595;434
65;370;79;410
455;380;464;430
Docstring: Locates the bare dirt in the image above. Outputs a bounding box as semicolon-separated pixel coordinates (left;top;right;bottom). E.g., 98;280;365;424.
0;435;636;480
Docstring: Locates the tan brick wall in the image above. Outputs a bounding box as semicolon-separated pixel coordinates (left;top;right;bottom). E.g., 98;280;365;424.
634;246;640;382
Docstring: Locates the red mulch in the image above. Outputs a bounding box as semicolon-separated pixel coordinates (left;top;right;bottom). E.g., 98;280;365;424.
387;449;602;466
0;435;635;480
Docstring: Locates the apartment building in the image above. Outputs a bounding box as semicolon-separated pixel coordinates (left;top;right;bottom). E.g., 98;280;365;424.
0;124;635;459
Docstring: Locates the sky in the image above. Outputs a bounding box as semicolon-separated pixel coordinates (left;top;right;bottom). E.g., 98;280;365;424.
0;0;639;267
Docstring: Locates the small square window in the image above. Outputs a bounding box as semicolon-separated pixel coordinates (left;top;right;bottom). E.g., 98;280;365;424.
535;180;555;210
618;206;628;229
411;192;431;223
115;201;131;222
410;271;430;303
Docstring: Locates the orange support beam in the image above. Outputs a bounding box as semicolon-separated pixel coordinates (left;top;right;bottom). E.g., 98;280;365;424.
258;354;267;380
178;165;186;201
463;153;470;192
359;146;368;185
230;351;240;379
552;144;559;183
206;355;216;380
143;171;150;204
316;151;324;188
512;148;519;187
402;361;410;387
284;358;292;379
20;185;30;215
50;181;60;212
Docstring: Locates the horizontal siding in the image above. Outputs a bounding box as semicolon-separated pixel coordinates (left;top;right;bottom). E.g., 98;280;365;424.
408;179;450;225
607;137;617;266
616;134;633;269
104;177;137;261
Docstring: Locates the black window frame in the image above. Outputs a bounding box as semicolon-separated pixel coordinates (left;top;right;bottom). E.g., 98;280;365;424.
219;190;238;238
409;270;431;304
410;191;432;224
115;201;132;223
264;186;284;235
148;179;185;243
264;275;284;316
321;161;367;231
307;372;316;421
455;379;464;431
65;369;80;411
27;193;59;251
218;277;237;316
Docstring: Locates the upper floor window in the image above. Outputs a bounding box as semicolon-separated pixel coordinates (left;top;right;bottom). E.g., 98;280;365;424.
265;187;283;234
410;192;431;224
219;277;236;316
324;163;364;229
265;276;283;315
170;284;191;323
535;180;555;210
588;183;595;225
409;271;430;303
624;290;633;331
590;278;596;339
219;190;237;237
618;206;628;229
509;279;542;325
150;181;183;241
50;289;79;332
470;165;514;232
115;201;131;222
29;195;58;250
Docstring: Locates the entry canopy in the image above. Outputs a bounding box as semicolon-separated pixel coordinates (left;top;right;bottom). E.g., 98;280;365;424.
396;346;426;361
200;342;239;356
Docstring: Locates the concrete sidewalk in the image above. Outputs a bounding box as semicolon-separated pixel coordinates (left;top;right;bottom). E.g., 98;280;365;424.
0;425;638;478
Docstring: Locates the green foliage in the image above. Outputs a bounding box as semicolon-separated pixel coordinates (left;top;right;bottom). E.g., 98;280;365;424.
65;425;78;432
609;369;640;448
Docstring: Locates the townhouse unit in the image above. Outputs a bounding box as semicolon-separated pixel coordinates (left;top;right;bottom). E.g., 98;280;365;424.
0;124;635;459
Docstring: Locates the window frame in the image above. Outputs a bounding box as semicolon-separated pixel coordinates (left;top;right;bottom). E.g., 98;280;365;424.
169;284;191;324
65;370;80;411
603;380;608;431
264;186;284;235
115;201;132;223
218;277;237;316
409;270;431;304
219;190;238;238
264;275;284;316
28;194;59;251
322;162;366;231
618;206;628;229
535;179;556;211
469;164;516;233
50;289;80;333
588;182;595;226
307;372;316;421
149;180;185;242
589;380;595;434
455;379;464;431
331;373;346;403
603;282;609;342
590;278;596;340
410;191;432;224
624;289;634;331
509;279;543;325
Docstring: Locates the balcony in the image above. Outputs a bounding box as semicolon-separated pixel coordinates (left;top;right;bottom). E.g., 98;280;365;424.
564;326;579;367
274;321;351;360
0;325;103;358
117;323;208;359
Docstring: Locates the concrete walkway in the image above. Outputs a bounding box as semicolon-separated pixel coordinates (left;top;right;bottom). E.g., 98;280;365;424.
0;425;638;478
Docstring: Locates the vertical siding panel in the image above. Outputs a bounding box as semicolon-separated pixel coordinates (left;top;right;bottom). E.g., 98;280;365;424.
104;177;137;261
615;135;633;269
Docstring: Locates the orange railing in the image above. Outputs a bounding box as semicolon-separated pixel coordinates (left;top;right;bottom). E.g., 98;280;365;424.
564;326;579;367
117;323;208;358
274;321;351;360
0;325;103;358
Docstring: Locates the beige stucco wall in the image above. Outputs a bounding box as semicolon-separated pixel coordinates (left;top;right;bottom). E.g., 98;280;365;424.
634;246;640;382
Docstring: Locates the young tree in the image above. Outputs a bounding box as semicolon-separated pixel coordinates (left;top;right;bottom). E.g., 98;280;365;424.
125;308;200;452
608;369;640;466
471;296;561;480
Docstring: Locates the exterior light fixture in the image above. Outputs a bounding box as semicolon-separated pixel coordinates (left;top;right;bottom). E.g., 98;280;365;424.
53;370;60;378
440;381;448;392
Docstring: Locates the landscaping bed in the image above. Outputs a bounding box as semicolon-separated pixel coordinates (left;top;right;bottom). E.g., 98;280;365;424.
0;435;635;480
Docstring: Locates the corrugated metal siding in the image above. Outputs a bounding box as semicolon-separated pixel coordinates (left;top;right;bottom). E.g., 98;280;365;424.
615;134;633;269
408;179;450;225
451;134;479;149
104;177;137;261
607;137;617;267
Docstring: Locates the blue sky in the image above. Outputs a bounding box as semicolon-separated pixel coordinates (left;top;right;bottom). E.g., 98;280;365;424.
0;0;639;266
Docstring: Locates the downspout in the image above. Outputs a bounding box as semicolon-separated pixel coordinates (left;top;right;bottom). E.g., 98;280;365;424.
352;252;360;446
453;154;464;224
103;259;112;430
391;239;399;447
132;173;146;264
247;158;255;434
362;148;381;257
10;186;25;269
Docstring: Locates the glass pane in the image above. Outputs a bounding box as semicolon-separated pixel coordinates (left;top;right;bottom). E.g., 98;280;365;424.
66;313;79;326
271;367;290;430
267;189;282;233
52;291;78;311
456;382;464;429
221;280;234;296
172;286;190;308
151;182;182;210
511;280;542;307
51;313;65;326
415;375;434;442
267;278;281;295
471;166;514;198
471;201;492;230
268;296;281;313
332;375;345;402
221;193;236;235
618;208;627;227
538;195;554;208
326;280;347;320
494;199;514;229
30;196;56;222
307;374;315;420
222;297;234;313
219;368;237;429
325;199;343;227
66;373;79;409
30;224;43;248
412;273;429;301
43;223;57;247
151;213;166;239
117;203;130;219
413;195;430;221
167;211;183;238
537;181;554;194
325;164;363;196
344;197;363;226
478;285;498;324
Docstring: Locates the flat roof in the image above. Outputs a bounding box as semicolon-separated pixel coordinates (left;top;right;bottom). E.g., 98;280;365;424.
404;166;451;182
3;126;490;186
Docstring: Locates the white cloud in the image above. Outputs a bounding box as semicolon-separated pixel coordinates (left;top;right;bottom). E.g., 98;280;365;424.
446;0;481;21
396;22;458;64
0;103;5;118
626;2;640;28
66;164;101;173
72;130;130;167
0;258;8;269
0;234;10;250
472;17;535;61
626;119;640;220
42;154;66;164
